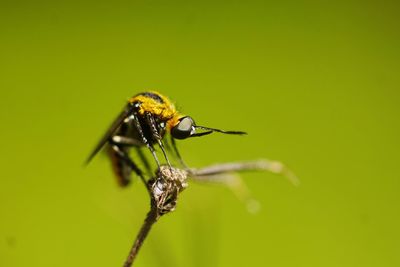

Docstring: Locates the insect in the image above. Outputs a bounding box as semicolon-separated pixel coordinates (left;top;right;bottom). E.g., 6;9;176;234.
86;91;246;187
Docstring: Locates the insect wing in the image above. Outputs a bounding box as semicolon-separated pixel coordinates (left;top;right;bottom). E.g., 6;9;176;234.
85;106;131;164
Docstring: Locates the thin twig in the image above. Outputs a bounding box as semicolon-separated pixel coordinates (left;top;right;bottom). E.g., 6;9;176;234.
190;159;299;186
123;199;160;267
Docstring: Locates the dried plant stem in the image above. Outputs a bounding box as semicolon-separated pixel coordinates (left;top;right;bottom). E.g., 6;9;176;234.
123;199;160;267
190;159;299;186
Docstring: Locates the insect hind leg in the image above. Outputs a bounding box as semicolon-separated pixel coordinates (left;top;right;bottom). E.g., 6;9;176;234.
108;144;148;191
111;135;152;176
135;147;152;176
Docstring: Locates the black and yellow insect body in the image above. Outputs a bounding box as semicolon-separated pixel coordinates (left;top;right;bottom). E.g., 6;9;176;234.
87;91;246;187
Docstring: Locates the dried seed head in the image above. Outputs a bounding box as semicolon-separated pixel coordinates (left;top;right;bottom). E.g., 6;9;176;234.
149;166;189;215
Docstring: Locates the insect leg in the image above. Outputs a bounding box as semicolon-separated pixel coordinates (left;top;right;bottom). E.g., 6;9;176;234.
110;135;153;175
109;144;148;190
170;135;189;169
111;135;143;146
145;112;172;167
130;112;161;167
135;147;152;176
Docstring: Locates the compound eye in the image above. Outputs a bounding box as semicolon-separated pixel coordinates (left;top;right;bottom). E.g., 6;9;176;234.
171;116;195;139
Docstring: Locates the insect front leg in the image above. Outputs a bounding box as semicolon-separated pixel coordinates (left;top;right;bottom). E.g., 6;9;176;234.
170;135;189;170
130;112;161;167
145;112;172;167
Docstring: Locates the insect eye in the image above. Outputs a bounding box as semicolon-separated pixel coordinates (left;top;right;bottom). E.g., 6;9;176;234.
171;116;195;139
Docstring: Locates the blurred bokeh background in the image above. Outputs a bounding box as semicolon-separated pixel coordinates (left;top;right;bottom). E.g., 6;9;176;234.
1;1;399;266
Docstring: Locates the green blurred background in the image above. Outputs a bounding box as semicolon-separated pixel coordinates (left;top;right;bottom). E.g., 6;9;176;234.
1;0;399;266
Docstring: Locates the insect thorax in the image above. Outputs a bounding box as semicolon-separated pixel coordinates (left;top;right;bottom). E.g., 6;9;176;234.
129;92;177;121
